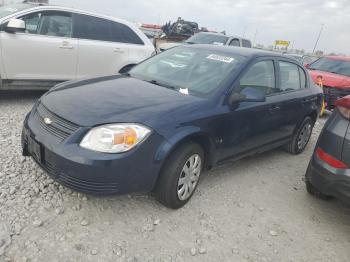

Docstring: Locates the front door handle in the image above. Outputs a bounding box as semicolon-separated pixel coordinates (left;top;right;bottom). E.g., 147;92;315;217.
269;105;281;112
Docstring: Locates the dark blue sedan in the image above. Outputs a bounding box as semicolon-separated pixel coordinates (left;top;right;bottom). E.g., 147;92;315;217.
22;45;323;208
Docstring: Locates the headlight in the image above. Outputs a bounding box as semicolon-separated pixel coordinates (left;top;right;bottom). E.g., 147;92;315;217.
80;124;151;153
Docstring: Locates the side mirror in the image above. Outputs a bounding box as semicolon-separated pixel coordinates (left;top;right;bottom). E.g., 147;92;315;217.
6;18;25;33
304;63;310;69
229;87;266;105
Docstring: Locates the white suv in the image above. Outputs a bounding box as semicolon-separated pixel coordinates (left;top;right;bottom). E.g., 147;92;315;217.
0;3;155;90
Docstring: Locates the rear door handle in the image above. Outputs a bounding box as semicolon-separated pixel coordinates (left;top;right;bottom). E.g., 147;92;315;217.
303;97;318;102
114;47;125;53
60;41;74;49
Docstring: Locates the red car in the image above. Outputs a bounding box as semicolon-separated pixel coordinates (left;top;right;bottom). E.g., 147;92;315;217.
307;56;350;110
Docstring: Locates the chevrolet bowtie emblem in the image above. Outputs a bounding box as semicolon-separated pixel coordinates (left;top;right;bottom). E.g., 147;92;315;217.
43;117;52;125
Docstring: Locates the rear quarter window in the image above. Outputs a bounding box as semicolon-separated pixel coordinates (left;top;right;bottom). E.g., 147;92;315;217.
279;61;303;92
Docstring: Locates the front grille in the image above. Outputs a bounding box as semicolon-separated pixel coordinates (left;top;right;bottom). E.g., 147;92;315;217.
33;157;119;194
34;103;80;141
59;173;119;193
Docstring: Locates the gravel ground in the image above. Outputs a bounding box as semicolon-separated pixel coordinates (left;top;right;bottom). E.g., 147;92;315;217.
1;91;350;262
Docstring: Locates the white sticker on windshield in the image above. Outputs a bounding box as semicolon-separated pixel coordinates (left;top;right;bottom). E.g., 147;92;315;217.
206;54;235;63
179;88;189;95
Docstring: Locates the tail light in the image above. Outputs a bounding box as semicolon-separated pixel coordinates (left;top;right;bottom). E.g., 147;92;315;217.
316;147;348;169
335;95;350;119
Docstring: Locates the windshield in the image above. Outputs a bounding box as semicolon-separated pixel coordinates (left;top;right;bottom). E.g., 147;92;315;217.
309;57;350;77
0;3;34;19
129;46;246;98
185;33;229;45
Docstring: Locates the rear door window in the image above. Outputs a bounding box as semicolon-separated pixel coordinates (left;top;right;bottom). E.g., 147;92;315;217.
279;61;302;92
73;14;111;42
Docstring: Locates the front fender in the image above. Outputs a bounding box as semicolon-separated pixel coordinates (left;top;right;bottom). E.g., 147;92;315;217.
154;126;216;167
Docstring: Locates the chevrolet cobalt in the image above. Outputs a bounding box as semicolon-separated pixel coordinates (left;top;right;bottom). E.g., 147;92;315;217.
22;45;322;208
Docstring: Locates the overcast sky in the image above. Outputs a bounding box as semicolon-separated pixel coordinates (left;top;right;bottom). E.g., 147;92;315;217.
48;0;349;54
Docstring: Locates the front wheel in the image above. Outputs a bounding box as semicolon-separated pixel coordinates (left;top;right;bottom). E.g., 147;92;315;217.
285;116;314;154
155;142;204;209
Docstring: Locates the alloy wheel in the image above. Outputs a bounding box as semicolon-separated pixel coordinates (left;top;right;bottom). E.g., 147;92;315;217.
297;123;312;150
177;154;202;201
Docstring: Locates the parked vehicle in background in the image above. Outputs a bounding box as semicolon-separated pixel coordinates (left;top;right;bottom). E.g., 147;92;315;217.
0;3;154;90
22;45;322;208
158;32;252;52
307;56;350;110
284;54;318;66
305;95;350;203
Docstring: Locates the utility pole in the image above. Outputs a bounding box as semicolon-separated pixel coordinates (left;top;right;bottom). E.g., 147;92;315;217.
253;29;258;46
312;24;324;54
242;26;247;37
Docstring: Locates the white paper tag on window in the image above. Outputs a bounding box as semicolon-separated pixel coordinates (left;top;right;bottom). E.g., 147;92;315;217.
207;54;235;63
179;88;189;95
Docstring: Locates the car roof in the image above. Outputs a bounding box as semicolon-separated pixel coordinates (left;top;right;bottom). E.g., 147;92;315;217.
325;56;350;62
20;5;133;28
185;44;288;59
285;54;304;57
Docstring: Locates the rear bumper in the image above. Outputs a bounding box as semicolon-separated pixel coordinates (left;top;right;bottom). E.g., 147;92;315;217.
306;155;350;203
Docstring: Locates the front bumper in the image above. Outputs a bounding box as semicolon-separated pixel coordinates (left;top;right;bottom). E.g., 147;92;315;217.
306;155;350;203
22;111;165;195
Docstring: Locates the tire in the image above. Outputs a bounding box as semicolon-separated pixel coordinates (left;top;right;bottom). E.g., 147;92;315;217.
305;180;332;200
285;116;314;155
155;142;204;209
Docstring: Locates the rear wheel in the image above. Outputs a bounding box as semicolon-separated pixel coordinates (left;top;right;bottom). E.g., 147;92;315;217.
285;116;314;154
155;142;204;209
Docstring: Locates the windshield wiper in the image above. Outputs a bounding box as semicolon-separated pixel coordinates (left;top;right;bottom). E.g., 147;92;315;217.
147;79;178;90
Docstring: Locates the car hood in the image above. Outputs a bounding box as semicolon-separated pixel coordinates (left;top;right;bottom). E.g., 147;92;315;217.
41;76;206;128
309;70;350;89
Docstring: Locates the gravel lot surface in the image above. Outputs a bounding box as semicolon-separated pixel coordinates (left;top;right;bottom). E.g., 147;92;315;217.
1;91;350;262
